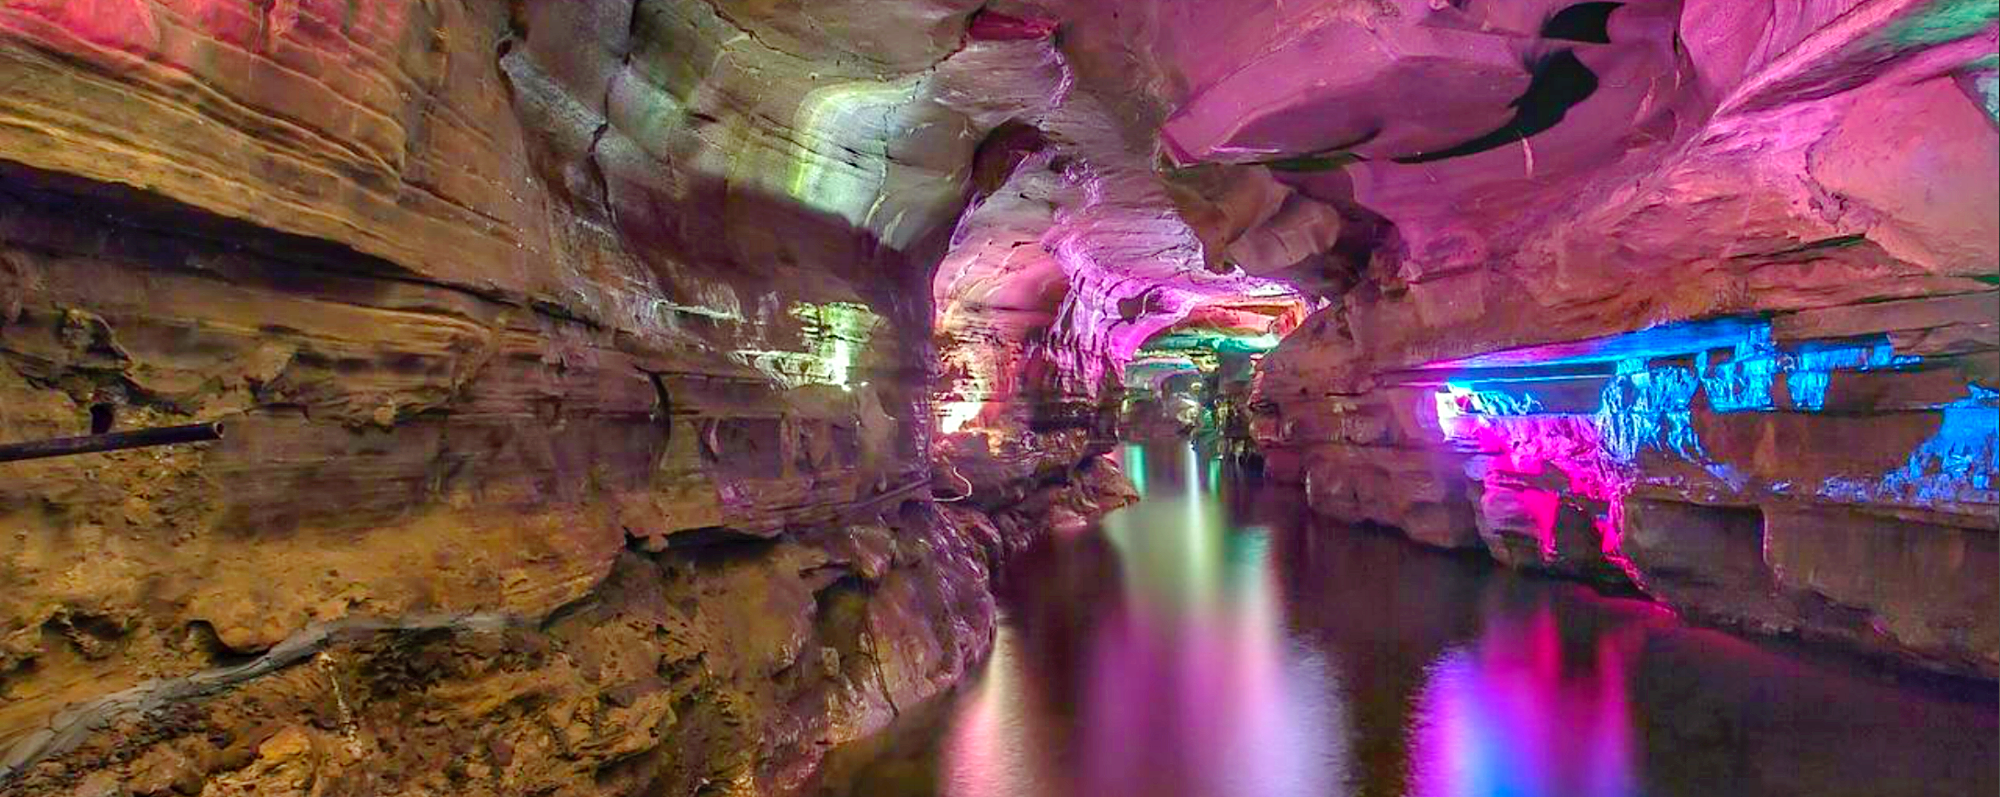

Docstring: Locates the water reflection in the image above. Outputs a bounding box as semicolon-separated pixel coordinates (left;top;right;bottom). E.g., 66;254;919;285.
819;443;1997;797
1409;602;1641;797
1079;451;1344;797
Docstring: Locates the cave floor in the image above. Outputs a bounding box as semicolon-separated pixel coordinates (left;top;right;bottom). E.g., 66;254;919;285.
813;442;1998;797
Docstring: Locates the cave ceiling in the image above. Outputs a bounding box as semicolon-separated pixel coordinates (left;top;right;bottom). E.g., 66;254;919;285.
2;0;1991;409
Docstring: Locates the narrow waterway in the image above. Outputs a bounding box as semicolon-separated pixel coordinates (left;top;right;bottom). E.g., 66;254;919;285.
817;443;1997;797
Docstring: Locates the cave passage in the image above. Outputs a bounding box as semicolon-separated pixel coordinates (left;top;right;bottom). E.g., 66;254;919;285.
0;0;1993;792
816;443;1999;797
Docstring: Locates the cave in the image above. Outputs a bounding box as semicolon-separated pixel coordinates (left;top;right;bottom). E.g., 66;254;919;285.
0;1;1994;796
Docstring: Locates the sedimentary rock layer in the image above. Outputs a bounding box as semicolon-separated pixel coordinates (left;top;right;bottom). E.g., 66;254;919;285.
0;0;1995;792
0;1;1133;793
1244;0;1998;677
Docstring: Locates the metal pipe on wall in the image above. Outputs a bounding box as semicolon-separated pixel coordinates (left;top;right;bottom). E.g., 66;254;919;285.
0;422;225;463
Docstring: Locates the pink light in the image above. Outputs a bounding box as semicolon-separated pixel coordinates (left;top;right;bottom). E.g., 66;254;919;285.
1428;387;1635;564
1;0;409;85
1411;601;1643;797
968;11;1058;41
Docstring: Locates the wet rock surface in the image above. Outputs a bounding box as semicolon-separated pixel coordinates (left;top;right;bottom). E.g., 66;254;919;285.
1244;0;1998;675
0;1;1138;792
0;0;1993;792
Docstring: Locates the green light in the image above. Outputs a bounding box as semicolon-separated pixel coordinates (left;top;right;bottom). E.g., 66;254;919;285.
1968;54;1999;122
1877;0;1998;48
777;79;923;225
731;301;880;389
1139;330;1282;355
1126;443;1148;497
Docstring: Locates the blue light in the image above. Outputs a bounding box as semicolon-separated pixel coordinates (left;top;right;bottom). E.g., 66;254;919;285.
1427;315;1993;514
1597;360;1704;462
1826;385;2000;507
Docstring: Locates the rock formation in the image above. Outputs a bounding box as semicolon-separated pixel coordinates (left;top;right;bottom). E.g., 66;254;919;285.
1238;0;1999;677
0;1;1137;793
0;0;1992;793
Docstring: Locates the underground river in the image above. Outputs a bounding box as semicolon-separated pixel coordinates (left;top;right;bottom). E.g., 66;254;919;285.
817;442;1998;797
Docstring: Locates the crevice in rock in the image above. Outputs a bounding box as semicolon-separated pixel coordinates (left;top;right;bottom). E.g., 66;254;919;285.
0;162;523;315
0;612;527;783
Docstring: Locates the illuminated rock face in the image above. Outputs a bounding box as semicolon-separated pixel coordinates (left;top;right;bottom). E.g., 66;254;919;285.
1239;1;1999;677
0;0;1993;791
0;1;1127;793
1119;302;1305;450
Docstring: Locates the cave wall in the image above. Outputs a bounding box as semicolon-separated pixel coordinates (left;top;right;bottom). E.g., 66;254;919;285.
0;0;1993;791
1244;0;1999;677
1117;303;1301;452
0;1;1136;794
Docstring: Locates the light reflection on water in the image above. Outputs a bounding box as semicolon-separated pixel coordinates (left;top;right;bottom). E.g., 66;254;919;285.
817;442;1997;797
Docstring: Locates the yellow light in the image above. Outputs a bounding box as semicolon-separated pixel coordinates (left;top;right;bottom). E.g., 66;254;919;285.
940;400;982;434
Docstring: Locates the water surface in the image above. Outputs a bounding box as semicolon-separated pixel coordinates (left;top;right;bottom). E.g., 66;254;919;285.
818;443;1997;797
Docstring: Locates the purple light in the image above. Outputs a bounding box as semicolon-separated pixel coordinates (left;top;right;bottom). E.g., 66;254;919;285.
1411;604;1644;797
